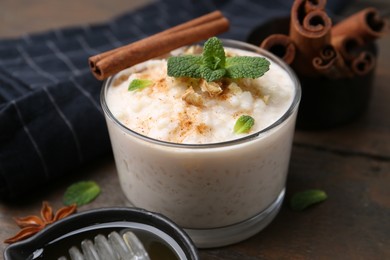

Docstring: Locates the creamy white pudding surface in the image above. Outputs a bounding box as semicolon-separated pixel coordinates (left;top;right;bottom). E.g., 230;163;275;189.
106;48;294;144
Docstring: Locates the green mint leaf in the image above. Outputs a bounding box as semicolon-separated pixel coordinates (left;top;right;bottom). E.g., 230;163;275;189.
234;115;255;134
290;189;327;211
225;56;270;79
167;37;270;82
202;37;226;70
63;181;101;206
200;67;226;82
167;56;202;78
128;79;153;91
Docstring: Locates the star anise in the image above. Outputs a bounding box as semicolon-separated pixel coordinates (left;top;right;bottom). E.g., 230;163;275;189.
4;201;77;244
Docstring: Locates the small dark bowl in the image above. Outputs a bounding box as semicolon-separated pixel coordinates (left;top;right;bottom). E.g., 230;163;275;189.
248;17;377;130
4;207;199;260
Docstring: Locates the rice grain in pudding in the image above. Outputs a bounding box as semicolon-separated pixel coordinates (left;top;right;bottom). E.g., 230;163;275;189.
102;41;300;243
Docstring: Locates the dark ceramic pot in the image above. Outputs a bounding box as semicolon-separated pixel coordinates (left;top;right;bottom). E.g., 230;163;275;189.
4;207;199;260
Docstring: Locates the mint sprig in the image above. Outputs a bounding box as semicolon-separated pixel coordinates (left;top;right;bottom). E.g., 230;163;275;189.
168;37;270;82
234;115;255;134
128;79;153;91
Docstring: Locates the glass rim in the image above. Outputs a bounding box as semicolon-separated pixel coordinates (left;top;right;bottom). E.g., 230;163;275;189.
100;38;301;149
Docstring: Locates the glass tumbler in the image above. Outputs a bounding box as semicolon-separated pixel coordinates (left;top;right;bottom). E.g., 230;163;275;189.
101;39;301;248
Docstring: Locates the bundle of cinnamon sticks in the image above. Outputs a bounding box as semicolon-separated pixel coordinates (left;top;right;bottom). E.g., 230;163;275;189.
89;11;229;80
260;0;389;79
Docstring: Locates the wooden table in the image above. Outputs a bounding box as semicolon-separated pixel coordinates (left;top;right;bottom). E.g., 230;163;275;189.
1;1;389;259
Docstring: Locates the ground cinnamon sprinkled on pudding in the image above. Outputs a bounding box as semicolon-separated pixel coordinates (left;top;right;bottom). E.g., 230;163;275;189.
113;73;129;86
196;123;211;135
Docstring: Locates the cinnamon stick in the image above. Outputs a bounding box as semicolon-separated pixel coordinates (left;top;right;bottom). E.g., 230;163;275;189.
260;34;296;65
289;0;332;76
350;51;376;76
331;35;365;62
89;11;224;71
89;11;229;80
304;0;327;13
312;45;353;79
331;35;376;77
331;7;389;44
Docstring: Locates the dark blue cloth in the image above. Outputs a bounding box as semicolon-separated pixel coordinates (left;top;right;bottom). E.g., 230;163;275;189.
0;0;350;200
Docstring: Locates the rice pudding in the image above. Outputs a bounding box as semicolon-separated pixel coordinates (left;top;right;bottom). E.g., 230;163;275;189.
101;39;300;247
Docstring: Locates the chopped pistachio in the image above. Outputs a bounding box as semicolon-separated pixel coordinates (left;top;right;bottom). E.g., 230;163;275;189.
234;115;255;134
128;79;153;91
